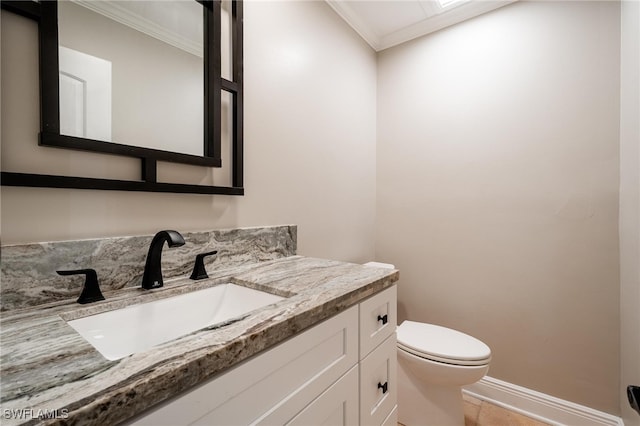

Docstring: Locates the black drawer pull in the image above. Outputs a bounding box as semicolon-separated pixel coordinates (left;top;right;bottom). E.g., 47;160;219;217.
378;381;388;394
377;314;388;325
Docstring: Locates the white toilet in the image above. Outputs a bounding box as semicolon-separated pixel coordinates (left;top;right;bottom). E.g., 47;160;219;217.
363;262;491;426
397;320;491;426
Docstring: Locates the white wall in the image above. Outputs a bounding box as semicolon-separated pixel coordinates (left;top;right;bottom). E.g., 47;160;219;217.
619;1;640;423
0;1;377;263
239;1;377;260
377;1;621;414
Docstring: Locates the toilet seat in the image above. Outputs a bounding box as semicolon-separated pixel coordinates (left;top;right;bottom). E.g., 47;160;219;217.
397;321;491;366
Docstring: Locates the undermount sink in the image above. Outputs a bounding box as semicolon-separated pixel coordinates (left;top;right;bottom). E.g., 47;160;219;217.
67;283;284;360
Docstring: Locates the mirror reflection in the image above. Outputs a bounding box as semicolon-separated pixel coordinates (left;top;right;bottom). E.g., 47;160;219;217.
57;0;204;156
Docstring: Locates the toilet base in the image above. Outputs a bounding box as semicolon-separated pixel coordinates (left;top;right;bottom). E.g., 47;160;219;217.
398;354;465;426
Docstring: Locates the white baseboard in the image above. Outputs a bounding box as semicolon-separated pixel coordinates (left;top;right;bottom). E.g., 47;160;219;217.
463;376;624;426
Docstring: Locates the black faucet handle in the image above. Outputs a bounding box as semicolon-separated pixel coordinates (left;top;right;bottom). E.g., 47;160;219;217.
190;250;218;280
57;269;105;304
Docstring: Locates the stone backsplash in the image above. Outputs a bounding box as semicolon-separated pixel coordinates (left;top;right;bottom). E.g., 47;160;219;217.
0;225;297;311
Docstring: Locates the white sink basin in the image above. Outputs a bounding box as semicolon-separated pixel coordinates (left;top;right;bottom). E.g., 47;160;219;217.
67;283;284;360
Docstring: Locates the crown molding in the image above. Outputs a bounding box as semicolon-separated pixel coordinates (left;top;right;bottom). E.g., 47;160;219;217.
72;0;203;57
326;0;517;52
379;1;516;50
325;0;381;51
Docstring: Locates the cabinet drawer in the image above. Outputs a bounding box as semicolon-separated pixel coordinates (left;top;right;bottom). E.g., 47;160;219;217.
287;365;359;426
128;305;358;426
359;285;397;358
359;333;397;426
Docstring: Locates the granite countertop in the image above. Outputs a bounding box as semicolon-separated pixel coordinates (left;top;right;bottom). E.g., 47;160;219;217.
0;256;399;426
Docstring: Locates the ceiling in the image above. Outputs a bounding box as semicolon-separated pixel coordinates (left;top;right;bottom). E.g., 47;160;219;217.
326;0;517;51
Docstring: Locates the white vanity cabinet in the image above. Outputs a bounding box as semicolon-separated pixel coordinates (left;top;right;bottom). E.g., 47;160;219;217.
127;285;397;426
359;285;398;426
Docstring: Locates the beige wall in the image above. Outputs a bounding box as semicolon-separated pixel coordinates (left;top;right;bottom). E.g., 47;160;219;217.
0;1;377;263
1;0;633;418
620;1;640;423
377;1;621;414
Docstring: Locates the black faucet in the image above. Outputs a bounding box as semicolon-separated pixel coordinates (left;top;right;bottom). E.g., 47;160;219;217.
141;230;185;289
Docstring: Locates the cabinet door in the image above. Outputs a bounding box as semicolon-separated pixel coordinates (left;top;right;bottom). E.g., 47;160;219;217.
381;405;398;426
127;306;358;426
360;333;397;426
359;285;397;358
287;365;359;426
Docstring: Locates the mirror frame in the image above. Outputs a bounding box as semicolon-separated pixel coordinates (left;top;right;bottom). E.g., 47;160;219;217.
1;0;244;195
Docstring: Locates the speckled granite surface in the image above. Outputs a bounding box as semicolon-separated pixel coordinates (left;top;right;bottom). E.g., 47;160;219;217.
0;225;296;311
0;255;399;426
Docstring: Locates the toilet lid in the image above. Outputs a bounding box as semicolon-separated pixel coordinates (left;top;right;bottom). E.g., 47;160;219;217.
397;321;491;366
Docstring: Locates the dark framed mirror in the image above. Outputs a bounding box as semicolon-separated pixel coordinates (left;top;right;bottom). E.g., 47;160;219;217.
1;0;243;195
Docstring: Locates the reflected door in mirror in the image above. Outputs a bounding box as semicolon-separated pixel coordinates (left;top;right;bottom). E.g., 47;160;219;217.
59;46;112;141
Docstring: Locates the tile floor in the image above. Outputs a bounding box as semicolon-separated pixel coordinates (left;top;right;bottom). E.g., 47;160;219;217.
463;394;551;426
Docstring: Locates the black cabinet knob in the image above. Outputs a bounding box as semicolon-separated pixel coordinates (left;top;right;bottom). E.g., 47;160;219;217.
377;314;388;325
378;381;388;394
